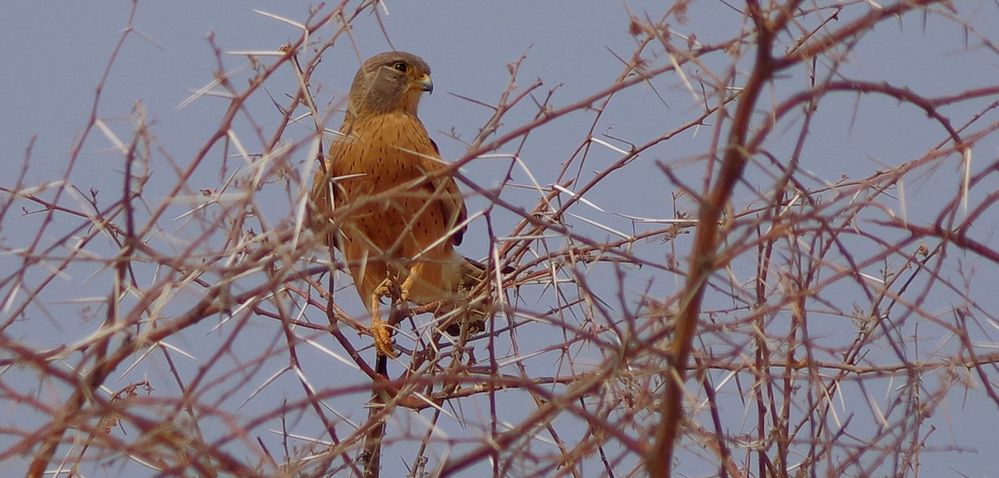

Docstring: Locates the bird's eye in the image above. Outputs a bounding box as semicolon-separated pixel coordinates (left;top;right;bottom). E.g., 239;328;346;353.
392;62;408;72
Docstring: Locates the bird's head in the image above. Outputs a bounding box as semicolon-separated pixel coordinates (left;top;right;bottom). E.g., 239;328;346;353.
348;51;433;118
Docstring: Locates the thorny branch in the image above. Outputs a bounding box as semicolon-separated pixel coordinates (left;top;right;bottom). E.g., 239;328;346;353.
2;1;998;477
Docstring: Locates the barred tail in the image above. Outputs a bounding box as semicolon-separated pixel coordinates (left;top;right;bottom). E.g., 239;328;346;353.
443;256;500;336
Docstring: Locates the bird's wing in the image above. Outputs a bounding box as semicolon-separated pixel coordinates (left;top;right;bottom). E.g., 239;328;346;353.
427;138;468;246
309;139;347;250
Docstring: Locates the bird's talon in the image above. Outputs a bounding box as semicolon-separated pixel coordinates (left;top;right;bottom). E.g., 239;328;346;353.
370;315;397;358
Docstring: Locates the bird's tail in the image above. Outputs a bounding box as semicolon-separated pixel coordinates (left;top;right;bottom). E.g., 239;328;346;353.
442;257;504;336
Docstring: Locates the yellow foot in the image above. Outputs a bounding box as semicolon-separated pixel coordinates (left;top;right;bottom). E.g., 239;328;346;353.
398;262;425;303
370;314;397;358
370;279;392;316
369;280;397;358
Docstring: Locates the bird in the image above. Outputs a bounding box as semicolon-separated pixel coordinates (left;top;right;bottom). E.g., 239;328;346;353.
310;51;491;357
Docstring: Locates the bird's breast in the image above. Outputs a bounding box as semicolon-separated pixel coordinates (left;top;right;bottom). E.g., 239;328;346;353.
333;113;436;185
329;111;451;256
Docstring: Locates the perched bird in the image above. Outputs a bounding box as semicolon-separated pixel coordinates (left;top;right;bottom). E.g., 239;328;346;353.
311;51;490;357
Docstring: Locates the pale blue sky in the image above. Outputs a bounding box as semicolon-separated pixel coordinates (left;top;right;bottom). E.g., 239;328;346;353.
2;2;999;476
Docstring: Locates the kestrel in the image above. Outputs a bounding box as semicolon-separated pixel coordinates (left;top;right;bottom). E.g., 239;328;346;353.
311;51;489;357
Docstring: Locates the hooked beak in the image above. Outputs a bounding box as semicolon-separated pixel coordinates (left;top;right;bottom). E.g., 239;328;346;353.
417;74;434;94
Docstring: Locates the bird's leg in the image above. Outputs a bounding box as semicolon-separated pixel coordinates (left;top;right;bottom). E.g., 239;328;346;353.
398;261;425;303
368;261;423;358
369;278;398;358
